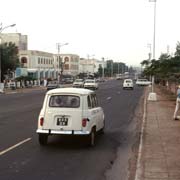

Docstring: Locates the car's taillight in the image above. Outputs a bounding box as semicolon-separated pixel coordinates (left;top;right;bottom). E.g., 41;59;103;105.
82;118;87;127
40;117;44;126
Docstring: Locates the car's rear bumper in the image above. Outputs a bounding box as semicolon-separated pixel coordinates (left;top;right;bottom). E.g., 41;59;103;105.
36;129;90;135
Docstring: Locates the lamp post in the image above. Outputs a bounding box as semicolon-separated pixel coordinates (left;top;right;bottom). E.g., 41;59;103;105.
0;23;16;83
148;0;157;101
56;43;68;83
102;57;105;79
87;54;95;76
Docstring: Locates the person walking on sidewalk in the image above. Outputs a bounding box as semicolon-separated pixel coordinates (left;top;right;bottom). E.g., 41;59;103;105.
173;85;180;120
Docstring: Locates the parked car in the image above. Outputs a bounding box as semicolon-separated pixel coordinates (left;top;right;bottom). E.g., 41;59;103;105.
47;81;61;91
123;79;134;90
36;88;105;146
84;79;98;90
73;79;84;88
136;79;151;86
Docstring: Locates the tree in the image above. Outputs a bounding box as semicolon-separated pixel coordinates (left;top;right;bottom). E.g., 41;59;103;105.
175;41;180;57
0;42;19;81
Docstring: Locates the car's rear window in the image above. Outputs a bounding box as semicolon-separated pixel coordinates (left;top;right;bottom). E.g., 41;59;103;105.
49;95;80;108
125;80;132;83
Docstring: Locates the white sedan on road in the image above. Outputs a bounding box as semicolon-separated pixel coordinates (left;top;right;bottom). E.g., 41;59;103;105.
73;79;84;88
136;79;151;86
123;79;134;90
84;79;98;90
36;88;105;146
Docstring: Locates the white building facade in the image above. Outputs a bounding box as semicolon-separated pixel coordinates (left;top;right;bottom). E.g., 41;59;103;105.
79;58;106;75
18;50;79;80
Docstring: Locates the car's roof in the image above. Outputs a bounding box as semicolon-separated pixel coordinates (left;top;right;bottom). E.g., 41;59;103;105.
137;79;148;81
46;87;94;95
75;78;83;80
85;79;95;81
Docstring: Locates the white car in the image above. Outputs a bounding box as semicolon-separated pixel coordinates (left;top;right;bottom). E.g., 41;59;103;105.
36;88;105;146
73;79;84;88
84;79;98;90
123;79;134;90
136;79;151;86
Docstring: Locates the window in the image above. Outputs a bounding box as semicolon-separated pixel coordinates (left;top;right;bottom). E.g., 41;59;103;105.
21;57;27;63
91;94;98;108
49;95;80;108
87;95;92;109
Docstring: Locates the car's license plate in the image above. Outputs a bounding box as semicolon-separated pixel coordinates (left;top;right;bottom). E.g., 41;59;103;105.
56;117;68;126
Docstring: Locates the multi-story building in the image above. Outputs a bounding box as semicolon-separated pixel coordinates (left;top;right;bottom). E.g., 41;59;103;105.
18;50;79;80
58;54;79;76
1;33;28;50
79;58;106;75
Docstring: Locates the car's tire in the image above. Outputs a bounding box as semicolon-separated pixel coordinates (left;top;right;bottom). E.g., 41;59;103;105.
88;128;96;147
39;134;48;145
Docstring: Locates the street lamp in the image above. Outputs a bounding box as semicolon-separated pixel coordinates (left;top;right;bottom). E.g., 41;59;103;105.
56;43;69;83
0;23;16;83
87;54;95;76
147;43;152;61
148;0;157;101
102;57;105;79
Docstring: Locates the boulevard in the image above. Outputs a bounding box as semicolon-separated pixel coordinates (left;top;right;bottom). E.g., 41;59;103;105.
0;79;144;180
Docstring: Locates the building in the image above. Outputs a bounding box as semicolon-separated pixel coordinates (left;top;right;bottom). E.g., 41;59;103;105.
18;50;79;80
58;54;79;76
79;58;105;75
1;33;28;50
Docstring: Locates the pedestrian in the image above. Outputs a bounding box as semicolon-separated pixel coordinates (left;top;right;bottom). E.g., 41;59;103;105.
173;85;180;120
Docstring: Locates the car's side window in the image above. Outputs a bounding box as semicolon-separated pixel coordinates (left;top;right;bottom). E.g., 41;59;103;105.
91;94;98;108
91;95;95;108
87;95;92;109
94;94;98;107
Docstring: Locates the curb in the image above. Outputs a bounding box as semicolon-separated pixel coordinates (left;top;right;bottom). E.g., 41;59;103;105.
134;88;148;180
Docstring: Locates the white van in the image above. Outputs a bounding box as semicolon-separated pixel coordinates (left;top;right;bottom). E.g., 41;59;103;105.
36;88;105;146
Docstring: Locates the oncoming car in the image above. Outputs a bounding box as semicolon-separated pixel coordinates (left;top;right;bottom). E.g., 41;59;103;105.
36;88;105;146
123;79;134;90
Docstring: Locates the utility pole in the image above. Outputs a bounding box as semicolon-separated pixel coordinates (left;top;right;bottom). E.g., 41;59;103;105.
56;43;68;83
102;57;104;79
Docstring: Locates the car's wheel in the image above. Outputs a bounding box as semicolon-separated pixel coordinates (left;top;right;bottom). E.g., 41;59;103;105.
88;128;96;147
39;134;48;145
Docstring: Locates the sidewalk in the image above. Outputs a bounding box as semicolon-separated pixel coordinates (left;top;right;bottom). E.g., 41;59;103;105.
2;84;73;94
3;86;47;94
136;85;180;180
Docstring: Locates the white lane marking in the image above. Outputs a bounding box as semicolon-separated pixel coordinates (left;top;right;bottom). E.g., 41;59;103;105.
0;138;31;156
107;97;112;100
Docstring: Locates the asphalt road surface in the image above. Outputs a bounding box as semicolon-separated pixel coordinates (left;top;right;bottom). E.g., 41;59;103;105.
0;80;144;180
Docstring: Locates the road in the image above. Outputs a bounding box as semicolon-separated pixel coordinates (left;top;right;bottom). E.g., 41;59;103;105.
0;80;144;180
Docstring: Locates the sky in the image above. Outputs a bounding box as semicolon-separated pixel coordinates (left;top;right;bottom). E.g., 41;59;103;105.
1;0;180;66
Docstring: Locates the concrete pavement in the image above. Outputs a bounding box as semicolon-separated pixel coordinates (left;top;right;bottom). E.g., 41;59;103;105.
2;83;180;180
1;84;73;94
135;85;180;180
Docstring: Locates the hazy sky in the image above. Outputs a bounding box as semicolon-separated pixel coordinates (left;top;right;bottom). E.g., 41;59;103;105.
1;0;180;66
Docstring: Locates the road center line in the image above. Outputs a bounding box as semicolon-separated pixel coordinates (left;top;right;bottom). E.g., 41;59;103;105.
107;97;112;100
0;138;32;156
